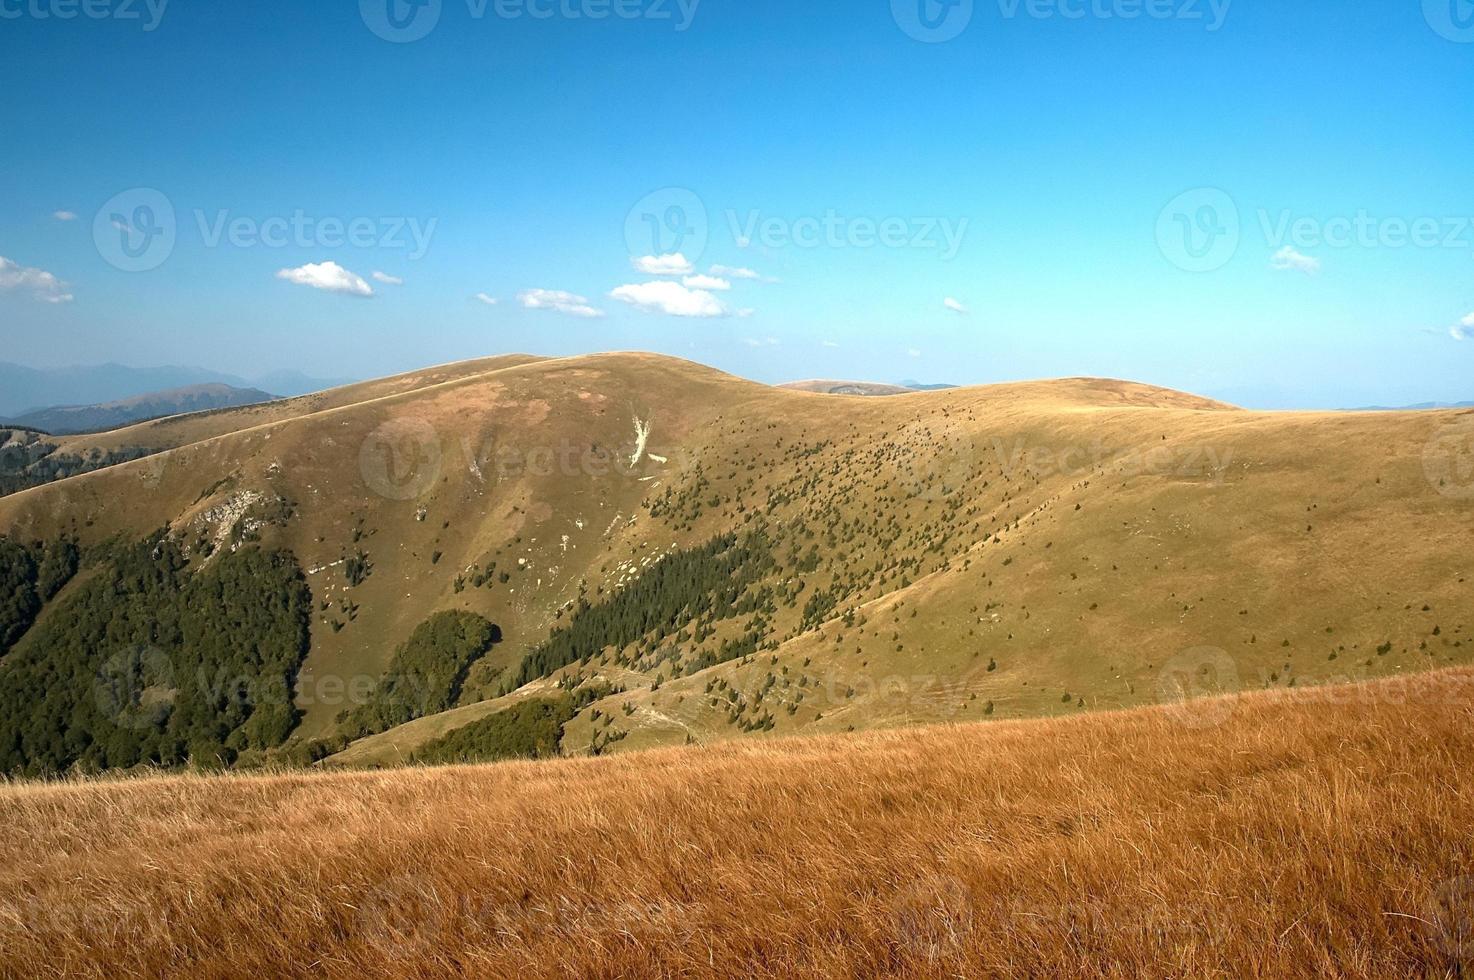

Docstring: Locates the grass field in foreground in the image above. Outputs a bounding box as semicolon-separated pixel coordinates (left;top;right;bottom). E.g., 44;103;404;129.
2;667;1473;978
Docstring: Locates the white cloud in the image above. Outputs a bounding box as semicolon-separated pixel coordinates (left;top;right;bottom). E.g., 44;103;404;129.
52;210;77;222
1270;246;1321;275
518;288;603;318
822;340;839;348
474;292;499;306
744;336;780;347
630;253;694;276
907;348;922;358
943;297;968;314
372;271;403;286
1452;313;1474;341
682;274;731;291
610;280;729;318
275;261;374;297
709;264;770;282
0;256;73;304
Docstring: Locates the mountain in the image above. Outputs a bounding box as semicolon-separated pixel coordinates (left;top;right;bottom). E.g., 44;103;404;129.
251;369;356;398
1351;401;1474;411
3;383;275;435
896;379;958;391
779;379;919;395
0;352;1469;777
0;361;348;417
780;379;960;396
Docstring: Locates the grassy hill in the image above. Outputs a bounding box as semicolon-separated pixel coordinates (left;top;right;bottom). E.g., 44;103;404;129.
0;352;1469;772
1;667;1471;977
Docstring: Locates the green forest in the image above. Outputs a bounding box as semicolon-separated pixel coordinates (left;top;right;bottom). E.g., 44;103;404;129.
410;696;574;765
0;533;312;775
0;535;79;651
505;528;776;691
339;610;501;740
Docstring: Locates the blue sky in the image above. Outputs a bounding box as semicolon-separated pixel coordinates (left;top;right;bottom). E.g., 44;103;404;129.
1;0;1471;407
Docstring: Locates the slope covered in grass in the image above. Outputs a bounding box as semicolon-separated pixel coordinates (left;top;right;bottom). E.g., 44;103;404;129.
0;352;1469;772
1;668;1471;977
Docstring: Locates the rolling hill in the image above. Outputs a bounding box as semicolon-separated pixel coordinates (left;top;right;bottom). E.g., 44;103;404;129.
0;352;1469;773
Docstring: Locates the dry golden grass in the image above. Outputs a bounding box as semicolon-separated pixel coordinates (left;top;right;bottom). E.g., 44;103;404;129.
4;667;1474;978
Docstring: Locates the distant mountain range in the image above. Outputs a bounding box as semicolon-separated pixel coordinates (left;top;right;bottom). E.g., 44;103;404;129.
896;379;958;391
1350;401;1474;411
779;379;959;396
0;362;352;419
2;383;276;435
